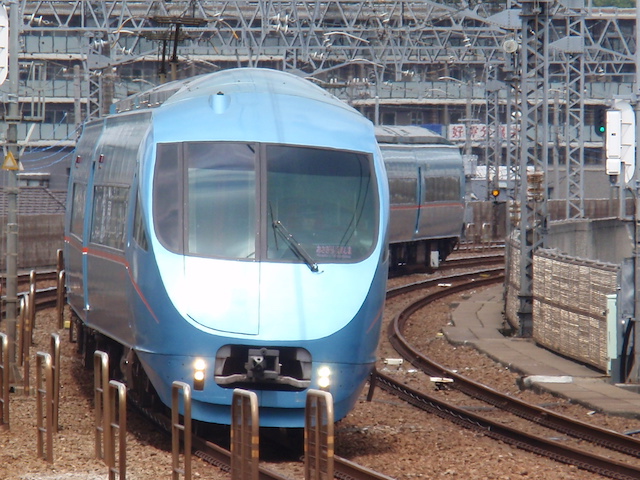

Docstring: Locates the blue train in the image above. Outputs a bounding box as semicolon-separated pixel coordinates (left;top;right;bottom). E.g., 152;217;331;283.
64;68;390;428
377;125;465;272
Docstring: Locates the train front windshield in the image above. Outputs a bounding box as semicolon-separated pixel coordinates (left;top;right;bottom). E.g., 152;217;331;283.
153;142;378;266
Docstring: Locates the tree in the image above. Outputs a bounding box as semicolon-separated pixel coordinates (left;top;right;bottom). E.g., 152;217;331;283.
593;0;634;7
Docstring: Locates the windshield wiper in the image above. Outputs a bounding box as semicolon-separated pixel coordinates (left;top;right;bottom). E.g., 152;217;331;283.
272;220;319;272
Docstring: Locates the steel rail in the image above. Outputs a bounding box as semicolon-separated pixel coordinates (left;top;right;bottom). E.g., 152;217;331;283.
1;270;58;286
32;280;397;480
381;271;640;479
134;399;396;480
386;267;504;300
373;370;640;480
438;253;505;271
388;272;640;456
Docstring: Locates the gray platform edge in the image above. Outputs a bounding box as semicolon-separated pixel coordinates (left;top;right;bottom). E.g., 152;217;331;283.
443;284;640;419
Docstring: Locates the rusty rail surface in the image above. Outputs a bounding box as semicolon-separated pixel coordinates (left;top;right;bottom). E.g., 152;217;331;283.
438;252;504;271
381;270;640;480
132;398;395;480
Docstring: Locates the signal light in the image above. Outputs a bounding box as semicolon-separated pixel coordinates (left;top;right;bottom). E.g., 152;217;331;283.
595;107;607;137
491;188;500;199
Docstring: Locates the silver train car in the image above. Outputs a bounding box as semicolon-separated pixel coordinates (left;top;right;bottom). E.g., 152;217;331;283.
377;125;465;271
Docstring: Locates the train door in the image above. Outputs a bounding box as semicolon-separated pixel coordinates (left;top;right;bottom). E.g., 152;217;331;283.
81;159;99;313
65;122;103;318
65;179;88;315
414;165;424;237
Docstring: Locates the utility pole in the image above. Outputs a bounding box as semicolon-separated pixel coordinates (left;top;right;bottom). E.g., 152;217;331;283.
3;0;20;382
632;0;640;382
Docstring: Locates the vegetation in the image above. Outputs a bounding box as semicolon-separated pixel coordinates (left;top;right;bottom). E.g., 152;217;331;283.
593;0;634;7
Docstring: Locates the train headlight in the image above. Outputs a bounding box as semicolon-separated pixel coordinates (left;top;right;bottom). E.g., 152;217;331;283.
317;365;332;391
194;358;206;391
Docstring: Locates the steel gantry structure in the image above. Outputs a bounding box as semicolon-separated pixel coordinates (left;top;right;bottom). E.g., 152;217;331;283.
2;0;640;334
6;1;638;182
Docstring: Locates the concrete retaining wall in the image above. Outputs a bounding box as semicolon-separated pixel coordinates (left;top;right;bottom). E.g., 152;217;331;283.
545;218;633;264
466;198;621;243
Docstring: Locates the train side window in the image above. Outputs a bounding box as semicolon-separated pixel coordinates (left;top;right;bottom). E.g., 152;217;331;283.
133;190;148;251
90;185;129;250
389;177;417;204
69;182;86;238
154;143;183;253
423;175;460;203
385;160;417;205
446;176;461;200
423;177;438;202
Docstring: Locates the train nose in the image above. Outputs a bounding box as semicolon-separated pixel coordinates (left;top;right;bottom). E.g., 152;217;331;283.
184;259;260;335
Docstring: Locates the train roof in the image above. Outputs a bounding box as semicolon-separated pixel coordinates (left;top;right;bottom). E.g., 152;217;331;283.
375;125;452;146
112;68;355;116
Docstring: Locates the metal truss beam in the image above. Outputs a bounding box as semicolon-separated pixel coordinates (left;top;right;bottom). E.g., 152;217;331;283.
14;1;637;136
518;0;551;336
553;4;586;220
484;67;501;201
5;1;639;231
17;1;639;74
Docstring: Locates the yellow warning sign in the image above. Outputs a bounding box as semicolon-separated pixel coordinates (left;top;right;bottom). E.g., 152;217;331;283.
2;151;18;170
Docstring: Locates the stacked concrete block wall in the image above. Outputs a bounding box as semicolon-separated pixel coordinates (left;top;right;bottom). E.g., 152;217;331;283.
533;250;617;371
504;237;520;330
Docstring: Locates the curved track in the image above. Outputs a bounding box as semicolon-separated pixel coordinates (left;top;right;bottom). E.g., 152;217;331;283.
13;274;398;480
22;256;640;479
377;268;640;480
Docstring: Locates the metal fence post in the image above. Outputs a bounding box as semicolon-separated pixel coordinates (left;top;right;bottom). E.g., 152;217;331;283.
50;333;60;431
57;269;66;329
107;380;127;480
94;350;111;462
171;381;192;480
0;333;9;428
231;388;259;480
56;249;64;273
21;295;30;396
29;271;36;337
305;389;334;480
17;296;24;366
36;352;54;463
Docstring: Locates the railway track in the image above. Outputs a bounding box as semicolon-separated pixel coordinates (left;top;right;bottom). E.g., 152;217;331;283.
17;253;640;479
14;284;394;480
378;268;640;480
388;246;504;277
11;270;399;480
439;251;504;271
131;389;396;480
0;270;59;318
1;269;58;290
